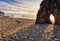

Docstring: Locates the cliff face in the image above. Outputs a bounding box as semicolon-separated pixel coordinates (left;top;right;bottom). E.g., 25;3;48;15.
35;0;60;24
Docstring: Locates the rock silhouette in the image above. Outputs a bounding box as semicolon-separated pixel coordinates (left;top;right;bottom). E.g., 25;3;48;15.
0;11;4;16
35;0;60;24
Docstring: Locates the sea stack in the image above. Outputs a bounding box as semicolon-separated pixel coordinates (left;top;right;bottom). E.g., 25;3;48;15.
35;0;60;24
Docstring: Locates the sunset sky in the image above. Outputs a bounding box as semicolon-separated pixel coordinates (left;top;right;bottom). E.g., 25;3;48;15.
0;0;43;19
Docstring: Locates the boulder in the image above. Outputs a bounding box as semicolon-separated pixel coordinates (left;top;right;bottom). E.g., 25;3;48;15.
35;0;60;24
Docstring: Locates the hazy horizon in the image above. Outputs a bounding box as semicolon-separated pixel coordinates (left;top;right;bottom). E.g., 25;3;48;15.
0;0;43;19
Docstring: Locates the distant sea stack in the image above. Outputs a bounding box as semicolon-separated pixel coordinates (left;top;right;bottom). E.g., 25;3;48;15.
0;11;5;17
35;0;60;24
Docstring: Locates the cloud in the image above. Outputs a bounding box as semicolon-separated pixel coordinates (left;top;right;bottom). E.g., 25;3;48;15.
0;0;43;19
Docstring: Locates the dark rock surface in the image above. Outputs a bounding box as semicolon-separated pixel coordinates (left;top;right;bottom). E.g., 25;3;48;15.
0;24;60;41
35;0;60;24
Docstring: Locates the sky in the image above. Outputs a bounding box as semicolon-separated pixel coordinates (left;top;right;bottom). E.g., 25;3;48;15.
0;0;43;19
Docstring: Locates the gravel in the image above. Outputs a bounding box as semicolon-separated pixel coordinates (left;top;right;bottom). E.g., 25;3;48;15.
0;24;60;41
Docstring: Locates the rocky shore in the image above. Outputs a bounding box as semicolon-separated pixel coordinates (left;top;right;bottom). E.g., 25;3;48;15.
0;24;60;41
0;16;35;39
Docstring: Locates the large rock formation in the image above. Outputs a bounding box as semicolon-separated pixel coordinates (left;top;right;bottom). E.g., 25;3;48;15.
35;0;60;24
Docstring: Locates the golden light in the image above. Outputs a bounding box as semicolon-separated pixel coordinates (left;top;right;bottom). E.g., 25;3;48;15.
50;14;55;24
